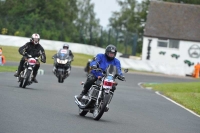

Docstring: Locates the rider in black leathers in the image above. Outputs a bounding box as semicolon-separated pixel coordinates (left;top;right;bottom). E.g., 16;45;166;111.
14;33;46;83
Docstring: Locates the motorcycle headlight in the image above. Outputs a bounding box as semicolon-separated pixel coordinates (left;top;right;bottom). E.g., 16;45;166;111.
57;58;68;64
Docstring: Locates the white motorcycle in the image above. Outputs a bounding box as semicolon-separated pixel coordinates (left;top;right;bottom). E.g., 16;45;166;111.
52;49;72;83
18;55;39;88
75;65;128;120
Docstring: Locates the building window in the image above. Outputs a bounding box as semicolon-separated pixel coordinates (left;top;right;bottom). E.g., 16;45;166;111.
169;39;179;49
157;39;168;47
157;39;179;49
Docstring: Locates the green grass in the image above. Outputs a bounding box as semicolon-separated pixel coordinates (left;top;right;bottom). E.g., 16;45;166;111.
0;66;17;72
0;45;94;66
143;82;200;115
0;46;159;74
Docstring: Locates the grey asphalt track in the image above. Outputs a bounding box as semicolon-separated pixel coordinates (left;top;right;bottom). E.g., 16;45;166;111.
0;62;199;133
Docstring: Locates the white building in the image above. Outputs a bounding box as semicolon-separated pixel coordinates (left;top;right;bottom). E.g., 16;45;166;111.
142;1;200;75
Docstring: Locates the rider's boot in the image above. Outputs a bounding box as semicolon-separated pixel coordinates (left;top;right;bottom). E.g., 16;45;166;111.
52;66;56;74
14;71;19;77
77;94;83;101
77;89;87;101
105;104;109;112
14;63;23;77
32;76;38;83
67;67;71;75
32;70;38;83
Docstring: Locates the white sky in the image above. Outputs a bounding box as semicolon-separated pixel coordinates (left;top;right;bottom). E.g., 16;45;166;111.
91;0;142;28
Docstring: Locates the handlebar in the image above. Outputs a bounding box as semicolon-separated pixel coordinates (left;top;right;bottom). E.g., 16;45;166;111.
91;67;126;81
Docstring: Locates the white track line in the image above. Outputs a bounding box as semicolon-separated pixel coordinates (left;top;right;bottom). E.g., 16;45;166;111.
138;82;200;118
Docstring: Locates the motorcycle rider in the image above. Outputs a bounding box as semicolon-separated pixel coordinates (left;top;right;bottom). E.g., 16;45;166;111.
52;43;74;74
59;43;73;59
77;44;125;101
14;33;46;83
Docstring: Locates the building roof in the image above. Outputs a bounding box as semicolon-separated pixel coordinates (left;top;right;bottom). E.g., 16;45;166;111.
144;1;200;42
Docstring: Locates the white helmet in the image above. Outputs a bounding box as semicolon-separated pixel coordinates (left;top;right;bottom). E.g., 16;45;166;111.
31;33;40;45
63;44;69;49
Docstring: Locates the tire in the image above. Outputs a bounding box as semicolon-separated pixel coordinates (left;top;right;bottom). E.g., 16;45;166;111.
61;77;64;83
19;78;23;87
58;70;63;83
22;70;31;88
93;93;110;120
58;75;63;83
79;108;88;116
19;74;23;87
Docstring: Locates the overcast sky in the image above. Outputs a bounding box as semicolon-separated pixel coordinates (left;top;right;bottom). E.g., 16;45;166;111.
91;0;143;28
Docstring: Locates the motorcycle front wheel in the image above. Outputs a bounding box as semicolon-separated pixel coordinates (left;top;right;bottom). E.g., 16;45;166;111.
22;69;31;88
19;76;23;87
93;93;110;120
18;72;23;87
58;71;64;83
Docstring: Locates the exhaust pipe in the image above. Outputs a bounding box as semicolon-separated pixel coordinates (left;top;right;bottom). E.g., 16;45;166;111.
74;95;91;109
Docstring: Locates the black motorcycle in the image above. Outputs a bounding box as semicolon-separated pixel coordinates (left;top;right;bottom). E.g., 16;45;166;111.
84;59;91;76
84;56;95;76
52;49;72;83
75;64;128;120
17;55;39;88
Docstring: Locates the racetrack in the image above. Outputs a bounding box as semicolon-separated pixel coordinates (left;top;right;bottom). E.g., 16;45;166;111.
0;62;200;133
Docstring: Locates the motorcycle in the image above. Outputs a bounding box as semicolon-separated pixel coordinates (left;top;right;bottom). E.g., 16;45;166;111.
84;59;91;76
84;56;95;76
52;49;72;83
75;64;128;121
17;55;39;88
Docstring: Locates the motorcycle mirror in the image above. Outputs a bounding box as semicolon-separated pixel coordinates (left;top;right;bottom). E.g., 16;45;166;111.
124;69;128;73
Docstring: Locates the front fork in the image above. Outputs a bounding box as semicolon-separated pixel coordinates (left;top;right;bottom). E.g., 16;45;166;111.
21;68;33;82
95;87;112;105
96;86;103;106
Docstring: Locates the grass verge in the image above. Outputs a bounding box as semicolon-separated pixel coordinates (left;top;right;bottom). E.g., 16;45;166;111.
0;46;163;74
143;82;200;115
0;66;17;72
0;45;94;67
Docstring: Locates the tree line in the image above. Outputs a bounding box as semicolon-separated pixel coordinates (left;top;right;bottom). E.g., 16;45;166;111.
0;0;199;55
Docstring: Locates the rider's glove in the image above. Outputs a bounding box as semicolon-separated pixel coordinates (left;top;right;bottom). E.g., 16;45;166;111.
27;54;32;58
23;52;27;56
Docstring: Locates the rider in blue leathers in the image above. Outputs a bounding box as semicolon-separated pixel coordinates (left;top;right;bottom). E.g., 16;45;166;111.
77;44;125;100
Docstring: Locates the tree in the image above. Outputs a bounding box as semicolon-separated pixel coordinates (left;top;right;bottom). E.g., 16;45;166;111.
75;0;101;45
0;0;79;41
109;0;144;55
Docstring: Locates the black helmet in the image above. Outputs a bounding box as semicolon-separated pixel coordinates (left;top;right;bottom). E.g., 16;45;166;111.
105;44;117;60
